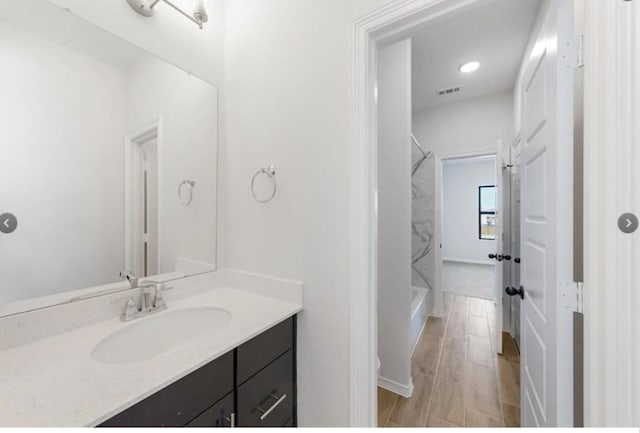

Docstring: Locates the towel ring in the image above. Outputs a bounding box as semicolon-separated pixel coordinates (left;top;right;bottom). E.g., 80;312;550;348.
178;180;196;206
251;165;277;203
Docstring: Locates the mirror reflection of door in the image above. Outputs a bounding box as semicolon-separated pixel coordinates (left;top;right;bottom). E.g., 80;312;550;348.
128;130;160;279
139;139;158;277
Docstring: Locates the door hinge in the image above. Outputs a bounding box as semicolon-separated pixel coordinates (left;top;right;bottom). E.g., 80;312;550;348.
575;35;584;68
561;281;584;313
576;281;584;314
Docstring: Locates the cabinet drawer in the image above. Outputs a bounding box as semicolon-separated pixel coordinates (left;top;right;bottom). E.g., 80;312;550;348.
186;392;234;427
99;352;234;427
237;317;293;384
237;350;294;427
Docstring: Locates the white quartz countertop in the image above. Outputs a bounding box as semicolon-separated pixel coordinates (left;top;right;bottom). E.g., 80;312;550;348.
0;285;302;427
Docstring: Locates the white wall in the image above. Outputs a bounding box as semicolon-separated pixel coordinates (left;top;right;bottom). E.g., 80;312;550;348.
413;91;515;157
377;39;413;394
223;0;399;426
126;55;218;274
0;23;126;303
47;0;224;86
442;156;497;263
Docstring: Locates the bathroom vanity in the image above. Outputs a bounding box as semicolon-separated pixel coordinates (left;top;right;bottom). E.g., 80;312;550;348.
0;271;303;427
100;317;297;427
0;1;303;428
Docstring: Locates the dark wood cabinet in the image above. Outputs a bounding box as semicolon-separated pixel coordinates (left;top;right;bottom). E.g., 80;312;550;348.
186;393;234;427
237;350;294;427
99;352;234;427
236;318;293;384
98;316;296;428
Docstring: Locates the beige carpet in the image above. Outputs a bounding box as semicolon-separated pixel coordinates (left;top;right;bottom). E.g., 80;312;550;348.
442;261;495;300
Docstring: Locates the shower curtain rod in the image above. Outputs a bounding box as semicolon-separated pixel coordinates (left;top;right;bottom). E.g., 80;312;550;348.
411;134;428;158
411;133;432;177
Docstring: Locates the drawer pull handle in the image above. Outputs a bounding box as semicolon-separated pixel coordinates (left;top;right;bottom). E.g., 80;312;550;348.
257;393;287;421
225;413;235;427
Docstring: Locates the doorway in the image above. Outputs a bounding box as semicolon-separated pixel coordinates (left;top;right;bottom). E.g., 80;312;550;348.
125;123;161;278
137;138;159;277
368;0;576;428
440;155;497;301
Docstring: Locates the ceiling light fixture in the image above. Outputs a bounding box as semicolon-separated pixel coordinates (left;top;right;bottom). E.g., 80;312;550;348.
459;61;480;73
126;0;209;30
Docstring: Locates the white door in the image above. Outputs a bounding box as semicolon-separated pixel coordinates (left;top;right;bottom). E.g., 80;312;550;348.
126;134;159;278
494;139;512;355
141;140;159;277
493;141;505;354
510;137;523;348
519;0;574;427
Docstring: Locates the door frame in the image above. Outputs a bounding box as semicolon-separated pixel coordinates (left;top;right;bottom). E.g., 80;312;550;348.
349;1;481;424
582;0;639;426
124;117;164;277
348;0;625;426
435;150;498;318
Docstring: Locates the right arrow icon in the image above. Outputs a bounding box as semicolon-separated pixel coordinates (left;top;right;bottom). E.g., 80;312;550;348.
618;213;638;234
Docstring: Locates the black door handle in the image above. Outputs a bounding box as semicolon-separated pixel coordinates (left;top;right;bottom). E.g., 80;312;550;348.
505;286;525;300
489;253;498;260
514;258;521;264
503;255;512;261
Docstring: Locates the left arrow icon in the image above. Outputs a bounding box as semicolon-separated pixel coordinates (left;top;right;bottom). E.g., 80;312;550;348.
0;213;17;234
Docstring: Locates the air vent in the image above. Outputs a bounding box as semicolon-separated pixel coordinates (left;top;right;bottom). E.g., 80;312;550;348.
436;86;462;96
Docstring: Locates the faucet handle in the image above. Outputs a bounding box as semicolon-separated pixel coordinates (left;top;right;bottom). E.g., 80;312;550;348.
152;282;168;310
121;298;138;321
119;270;139;288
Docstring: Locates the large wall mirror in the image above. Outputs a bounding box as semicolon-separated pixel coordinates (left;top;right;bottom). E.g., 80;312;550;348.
0;0;218;315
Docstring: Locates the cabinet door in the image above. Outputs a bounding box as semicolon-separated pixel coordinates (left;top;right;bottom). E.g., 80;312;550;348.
187;393;234;427
237;351;294;427
236;318;293;385
99;352;234;427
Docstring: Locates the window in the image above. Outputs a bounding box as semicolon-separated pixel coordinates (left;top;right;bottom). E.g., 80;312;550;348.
479;185;496;240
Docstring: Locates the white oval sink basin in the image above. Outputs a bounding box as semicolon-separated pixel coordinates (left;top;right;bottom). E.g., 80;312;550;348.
92;307;232;364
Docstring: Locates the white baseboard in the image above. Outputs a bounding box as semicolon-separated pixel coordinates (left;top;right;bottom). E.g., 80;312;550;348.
443;258;495;266
378;376;414;398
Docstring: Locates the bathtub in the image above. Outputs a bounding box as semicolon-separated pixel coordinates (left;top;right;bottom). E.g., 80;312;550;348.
410;286;430;355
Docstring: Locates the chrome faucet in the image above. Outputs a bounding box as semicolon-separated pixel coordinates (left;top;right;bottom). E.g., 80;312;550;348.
119;270;139;289
119;271;168;322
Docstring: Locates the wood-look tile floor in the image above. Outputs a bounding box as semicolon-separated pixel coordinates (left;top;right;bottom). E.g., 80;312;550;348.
377;293;521;428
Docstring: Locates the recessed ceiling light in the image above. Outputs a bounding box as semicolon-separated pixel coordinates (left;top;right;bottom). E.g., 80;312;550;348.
459;61;480;73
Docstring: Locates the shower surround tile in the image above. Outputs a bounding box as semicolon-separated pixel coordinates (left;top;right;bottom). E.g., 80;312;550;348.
411;147;435;298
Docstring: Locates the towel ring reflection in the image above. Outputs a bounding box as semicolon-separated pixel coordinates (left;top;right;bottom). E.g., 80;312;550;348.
178;180;196;206
251;166;277;203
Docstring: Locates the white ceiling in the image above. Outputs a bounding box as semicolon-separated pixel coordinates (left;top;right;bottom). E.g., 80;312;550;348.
411;0;542;111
